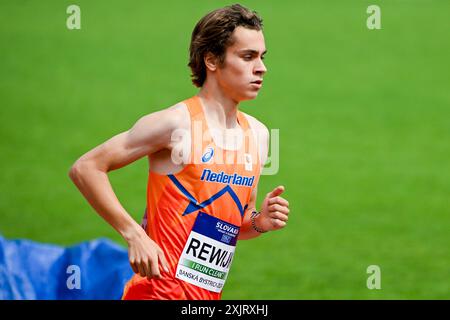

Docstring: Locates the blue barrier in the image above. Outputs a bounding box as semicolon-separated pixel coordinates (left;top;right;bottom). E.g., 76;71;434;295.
0;235;133;300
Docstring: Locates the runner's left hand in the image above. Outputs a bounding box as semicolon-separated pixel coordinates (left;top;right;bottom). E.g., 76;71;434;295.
257;185;290;232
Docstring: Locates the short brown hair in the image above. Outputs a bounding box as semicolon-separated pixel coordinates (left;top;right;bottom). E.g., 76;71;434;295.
188;4;263;87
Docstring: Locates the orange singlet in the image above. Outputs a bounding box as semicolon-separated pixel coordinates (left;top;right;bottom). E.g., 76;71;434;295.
122;95;261;300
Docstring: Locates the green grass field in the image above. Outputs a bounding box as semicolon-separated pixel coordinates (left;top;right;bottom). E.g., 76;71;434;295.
1;0;449;299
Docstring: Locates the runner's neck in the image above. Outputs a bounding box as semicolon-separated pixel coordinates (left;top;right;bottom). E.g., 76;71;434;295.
197;90;240;130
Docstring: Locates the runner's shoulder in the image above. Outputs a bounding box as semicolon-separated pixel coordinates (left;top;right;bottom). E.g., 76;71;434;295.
240;111;270;164
137;101;190;132
240;111;269;138
164;101;190;130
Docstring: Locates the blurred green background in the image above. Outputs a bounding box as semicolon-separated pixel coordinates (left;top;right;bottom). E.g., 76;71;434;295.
1;0;449;299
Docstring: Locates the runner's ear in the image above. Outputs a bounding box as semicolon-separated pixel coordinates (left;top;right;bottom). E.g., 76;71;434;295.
204;52;219;72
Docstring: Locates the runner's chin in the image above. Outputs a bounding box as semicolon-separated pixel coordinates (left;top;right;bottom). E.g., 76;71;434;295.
239;84;262;101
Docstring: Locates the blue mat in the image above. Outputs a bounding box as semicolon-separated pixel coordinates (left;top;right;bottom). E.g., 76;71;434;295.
0;235;133;300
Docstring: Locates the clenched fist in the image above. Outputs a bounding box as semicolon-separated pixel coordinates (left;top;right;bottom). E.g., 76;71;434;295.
126;227;170;279
257;185;290;232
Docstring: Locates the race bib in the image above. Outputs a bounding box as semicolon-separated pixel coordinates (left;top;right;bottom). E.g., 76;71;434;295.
175;212;240;293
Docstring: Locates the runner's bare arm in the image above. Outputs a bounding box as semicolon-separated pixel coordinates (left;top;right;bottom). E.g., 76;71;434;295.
238;118;290;240
69;105;185;278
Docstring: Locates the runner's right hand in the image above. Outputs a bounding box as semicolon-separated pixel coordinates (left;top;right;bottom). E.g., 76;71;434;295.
126;227;170;279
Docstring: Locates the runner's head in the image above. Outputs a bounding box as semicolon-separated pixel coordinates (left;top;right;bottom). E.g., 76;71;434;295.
188;4;267;101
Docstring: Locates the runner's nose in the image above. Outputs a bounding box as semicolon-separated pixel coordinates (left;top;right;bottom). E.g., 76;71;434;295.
254;58;267;75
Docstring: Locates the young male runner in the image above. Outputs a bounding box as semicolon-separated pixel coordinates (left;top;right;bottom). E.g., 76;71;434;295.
69;4;290;300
